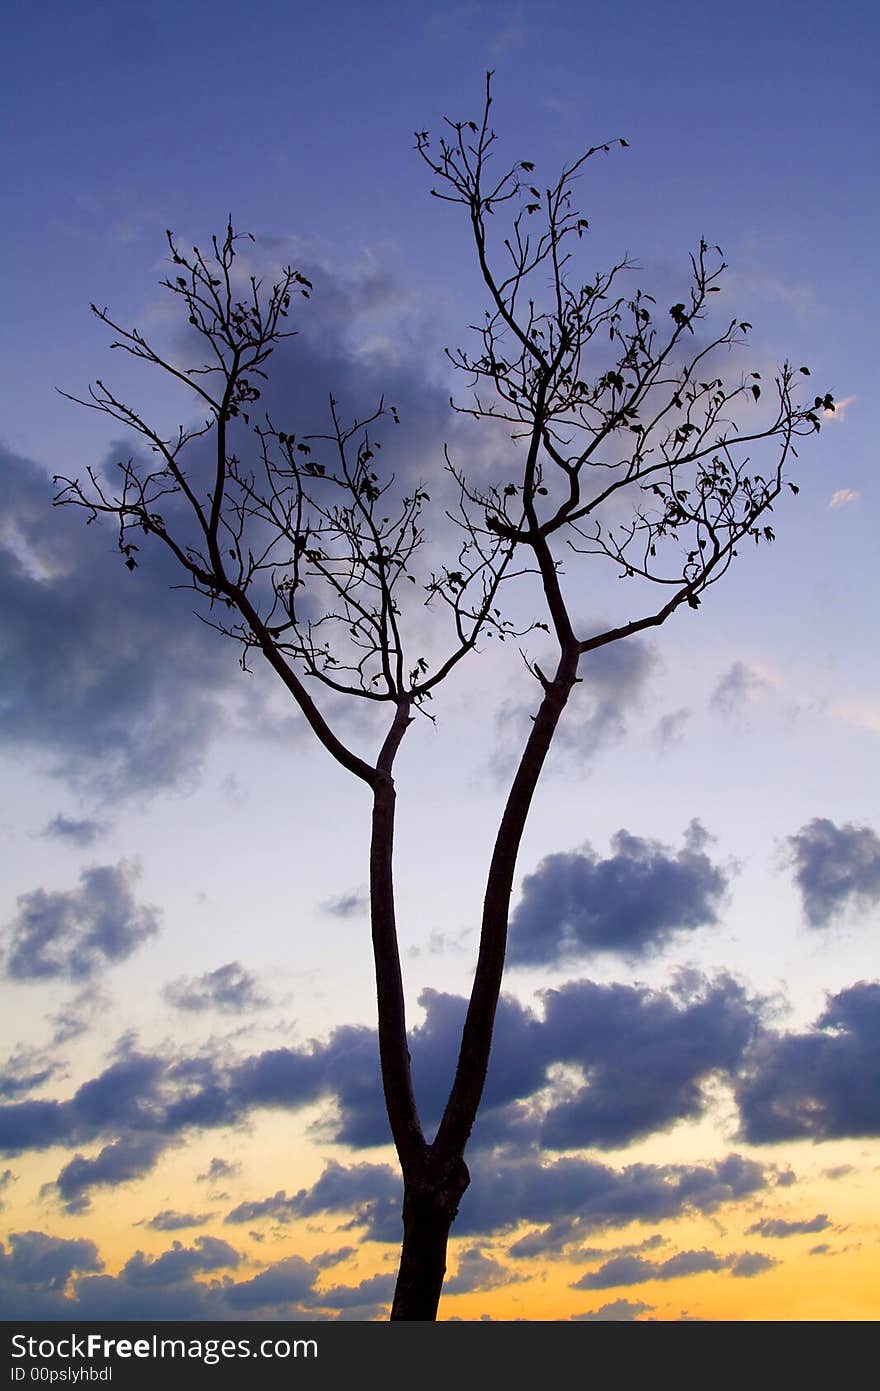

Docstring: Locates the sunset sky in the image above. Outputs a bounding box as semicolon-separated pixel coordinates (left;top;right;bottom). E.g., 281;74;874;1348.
1;0;877;1321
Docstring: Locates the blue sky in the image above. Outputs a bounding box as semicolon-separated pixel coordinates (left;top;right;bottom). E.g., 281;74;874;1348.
1;0;878;1320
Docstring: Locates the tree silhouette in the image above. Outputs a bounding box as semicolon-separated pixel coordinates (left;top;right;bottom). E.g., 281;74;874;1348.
55;74;832;1320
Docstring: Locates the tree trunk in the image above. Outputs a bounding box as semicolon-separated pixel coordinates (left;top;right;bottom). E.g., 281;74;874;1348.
391;1154;470;1321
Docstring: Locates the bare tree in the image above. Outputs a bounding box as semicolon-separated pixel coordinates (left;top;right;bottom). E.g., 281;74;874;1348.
55;74;832;1320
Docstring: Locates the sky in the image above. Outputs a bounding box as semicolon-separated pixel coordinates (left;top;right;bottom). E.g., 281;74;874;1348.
1;0;878;1322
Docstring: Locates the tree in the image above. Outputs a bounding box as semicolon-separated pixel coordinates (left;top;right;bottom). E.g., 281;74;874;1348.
54;74;832;1320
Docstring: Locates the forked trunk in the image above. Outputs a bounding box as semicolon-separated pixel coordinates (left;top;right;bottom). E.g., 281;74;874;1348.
390;1156;470;1321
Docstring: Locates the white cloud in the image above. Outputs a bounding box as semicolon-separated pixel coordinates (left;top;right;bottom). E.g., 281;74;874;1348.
824;394;856;422
827;488;860;509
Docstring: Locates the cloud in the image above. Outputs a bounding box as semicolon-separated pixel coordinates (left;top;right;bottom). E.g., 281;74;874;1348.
119;1236;240;1287
0;446;250;801
48;985;110;1046
0;1228;336;1321
320;972;759;1153
507;821;728;965
535;974;759;1150
827;488;860;509
197;1156;240;1184
320;888;369;919
574;1245;776;1289
223;1254;317;1311
163;962;269;1015
510;1229;665;1263
652;708;691;748
787;817;880;927
574;1247;729;1288
458;1151;772;1241
710;661;768;719
0;1231;102;1291
53;1132;171;1213
491;636;656;779
0;972;763;1214
746;1213;830;1238
226;1160;403;1244
736;981;880;1142
230;1150;772;1251
1;861;159;982
40;815;108;848
0;1168;15;1211
0;1046;60;1099
573;1297;654;1320
822;395;856;423
556;638;657;760
443;1247;522;1295
314;1271;395;1313
145;1209;215;1231
728;1251;778;1277
5;244;476;808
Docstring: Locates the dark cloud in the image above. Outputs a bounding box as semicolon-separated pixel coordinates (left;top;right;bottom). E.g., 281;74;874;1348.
736;981;880;1142
457;1151;771;1241
320;889;369;919
2;250;474;805
223;1254;317;1311
313;1246;356;1270
53;1133;170;1213
310;973;759;1155
226;1160;403;1245
0;1032;326;1204
710;660;767;718
40;814;107;848
507;821;727;965
0;1167;15;1210
145;1209;215;1231
573;1297;654;1320
2;861;159;982
120;1235;240;1287
224;1190;301;1225
163;962;269;1015
444;1247;522;1296
0;1231;102;1291
0;1228;332;1321
746;1213;830;1238
0;446;250;801
0;1045;60;1099
535;974;758;1149
574;1245;773;1289
0;973;766;1215
652;708;691;748
555;637;657;759
787;818;880;927
314;1271;395;1312
271;1150;772;1247
48;986;110;1046
492;635;655;779
197;1156;240;1184
729;1252;779;1277
510;1228;664;1263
